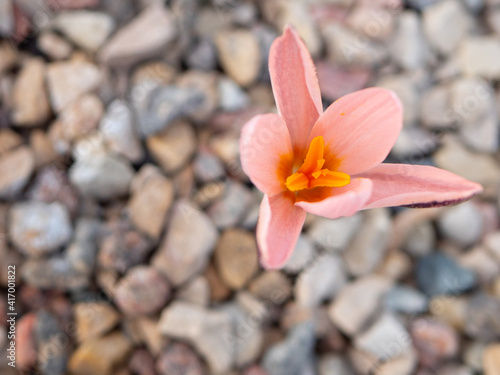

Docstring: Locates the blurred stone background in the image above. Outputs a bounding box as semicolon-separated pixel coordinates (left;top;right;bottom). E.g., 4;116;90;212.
0;0;500;374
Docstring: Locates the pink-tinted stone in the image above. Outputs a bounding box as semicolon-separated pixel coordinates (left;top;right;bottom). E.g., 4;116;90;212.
316;62;371;101
16;313;37;370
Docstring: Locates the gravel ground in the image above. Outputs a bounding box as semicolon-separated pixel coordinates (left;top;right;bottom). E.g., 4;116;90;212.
1;0;500;374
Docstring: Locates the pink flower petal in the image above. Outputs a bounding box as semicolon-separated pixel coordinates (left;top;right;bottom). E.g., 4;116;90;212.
240;113;294;196
357;163;483;209
309;87;403;175
269;25;323;152
257;192;307;269
295;178;373;219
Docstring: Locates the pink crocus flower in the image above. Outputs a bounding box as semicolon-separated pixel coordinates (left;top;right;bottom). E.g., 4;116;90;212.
239;26;483;270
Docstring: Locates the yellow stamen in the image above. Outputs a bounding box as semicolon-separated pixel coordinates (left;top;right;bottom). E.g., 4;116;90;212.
285;136;350;192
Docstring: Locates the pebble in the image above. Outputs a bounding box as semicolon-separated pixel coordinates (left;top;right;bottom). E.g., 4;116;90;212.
152;200;218;286
218;77;250;112
156;343;205;375
29;130;60;168
129;349;156;375
322;23;387;67
186;38;218;71
0;41;16;74
483;344;500;375
450;78;498;153
249;271;292;304
215;229;259;290
262;322;316;375
283;235;316;273
37;32;73;60
329;275;392;335
98;220;154;273
177;70;219;123
459;246;500;284
68;332;132;375
0;129;22;156
0;0;14;36
0;146;35;200
390;11;427;70
318;355;353;375
420;84;454;129
307;214;361;252
69;151;134;201
35;310;67;375
215;29;261;87
46;61;101;112
74;302;120;342
438;202;484;247
158;301;233;374
316;62;371;101
354;313;411;361
146;121;196;174
385;285;428;314
16;313;37;370
99;4;177;66
193;150;225;183
423;0;472;55
114;265;171;316
344;208;392;276
54;11;115;52
411;318;459;367
295;254;346;308
377;75;420;126
434;137;500;194
11;58;51;126
429;296;467;330
403;220;436;257
8;201;72;257
27;165;79;215
485;231;500;263
464;293;500;341
128;164;174;240
177;276;210;307
100;99;144;163
50;94;104;152
207;180;254;229
458;36;500;79
416;253;476;296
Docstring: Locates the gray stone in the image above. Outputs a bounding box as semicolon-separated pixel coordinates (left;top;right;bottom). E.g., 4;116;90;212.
438;202;484;247
307;214;361;252
416;253;477;296
354;314;411;361
177;276;210;307
158;302;233;374
459;36;500;79
69;151;134;201
377;75;420;126
385;285;428;314
420;84;454;129
100;99;143;163
136;86;204;137
318;355;352;375
9;202;72;257
403;220;436;257
465;293;500;340
295;254;346;308
390;11;427;70
207;180;254;229
262;322;316;375
21;219;100;291
450;78;498;153
35;310;67;375
344;208;392;276
218;77;250;111
283;235;316;274
54;11;115;52
153;200;218;286
99;4;177;66
114;265;171;316
423;0;472;55
329;275;393;336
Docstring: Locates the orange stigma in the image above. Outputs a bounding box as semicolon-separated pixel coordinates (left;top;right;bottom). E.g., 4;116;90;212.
285;136;350;192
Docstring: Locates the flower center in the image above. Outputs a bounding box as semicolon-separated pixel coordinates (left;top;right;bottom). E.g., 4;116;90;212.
285;136;350;192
